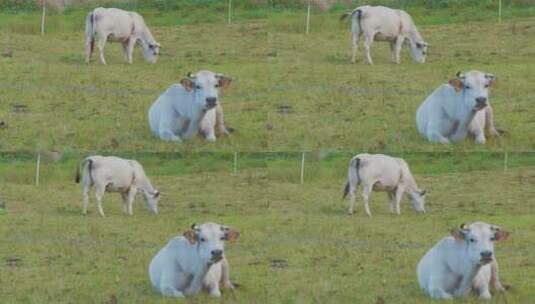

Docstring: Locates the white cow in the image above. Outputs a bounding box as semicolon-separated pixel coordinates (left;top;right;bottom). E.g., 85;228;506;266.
148;70;232;142
75;155;160;217
417;222;509;300
340;5;428;64
149;222;239;298
416;71;499;144
343;153;426;216
85;7;160;65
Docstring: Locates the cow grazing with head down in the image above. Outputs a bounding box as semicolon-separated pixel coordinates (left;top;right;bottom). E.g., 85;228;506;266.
417;222;509;300
148;70;232;142
85;7;160;65
343;153;426;216
75;155;160;217
416;70;499;144
149;222;239;298
340;5;428;64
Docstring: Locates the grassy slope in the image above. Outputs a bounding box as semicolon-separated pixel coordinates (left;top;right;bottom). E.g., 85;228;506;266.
1;6;534;152
0;155;534;303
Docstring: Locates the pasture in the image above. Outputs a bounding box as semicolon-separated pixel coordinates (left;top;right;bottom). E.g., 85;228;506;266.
1;3;535;152
1;152;535;303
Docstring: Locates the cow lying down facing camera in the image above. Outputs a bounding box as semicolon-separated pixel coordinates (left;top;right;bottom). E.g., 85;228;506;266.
149;222;240;298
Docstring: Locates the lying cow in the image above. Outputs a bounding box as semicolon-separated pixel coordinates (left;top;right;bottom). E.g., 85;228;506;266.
148;70;232;142
340;5;428;64
417;222;509;300
343;153;426;216
74;155;160;217
416;71;499;144
85;7;160;65
149;222;239;298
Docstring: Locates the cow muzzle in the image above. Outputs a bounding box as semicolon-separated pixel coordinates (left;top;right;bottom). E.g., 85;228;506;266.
474;97;487;110
206;97;218;109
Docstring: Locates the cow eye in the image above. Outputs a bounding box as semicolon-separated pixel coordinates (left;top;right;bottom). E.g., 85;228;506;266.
200;237;206;242
490;237;496;241
220;237;225;241
215;84;220;88
465;85;471;90
195;85;201;90
484;84;489;88
469;238;476;243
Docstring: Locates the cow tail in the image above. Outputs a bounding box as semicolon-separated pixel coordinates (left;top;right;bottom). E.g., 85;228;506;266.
75;158;93;184
356;9;363;30
85;12;95;52
343;157;361;199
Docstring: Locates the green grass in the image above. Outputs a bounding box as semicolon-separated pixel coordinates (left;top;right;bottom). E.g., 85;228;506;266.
1;153;535;303
1;6;535;152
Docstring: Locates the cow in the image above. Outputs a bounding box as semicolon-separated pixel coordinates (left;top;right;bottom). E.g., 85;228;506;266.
74;155;160;217
416;71;499;144
148;70;232;142
343;153;426;216
340;5;428;64
417;222;509;300
85;7;160;65
149;222;239;298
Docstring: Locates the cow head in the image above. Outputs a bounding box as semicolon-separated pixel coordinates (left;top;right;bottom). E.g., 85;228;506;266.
182;222;240;265
180;70;232;111
409;40;429;63
142;189;160;214
450;222;509;266
449;71;496;112
409;189;427;213
142;42;161;63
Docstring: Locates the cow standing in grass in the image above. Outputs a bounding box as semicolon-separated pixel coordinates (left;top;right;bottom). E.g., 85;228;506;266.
85;7;160;65
343;153;426;216
75;155;160;217
416;71;499;144
148;70;232;142
149;223;239;298
340;5;428;64
417;222;509;300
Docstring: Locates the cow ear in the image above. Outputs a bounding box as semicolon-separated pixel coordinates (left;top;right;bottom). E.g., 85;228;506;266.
183;229;198;244
223;227;240;243
420;189;427;196
450;228;465;241
180;78;194;92
485;73;497;87
449;78;463;92
153;191;160;198
494;229;509;242
217;75;232;89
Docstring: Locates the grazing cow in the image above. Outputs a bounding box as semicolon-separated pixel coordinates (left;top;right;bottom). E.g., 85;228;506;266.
85;7;160;65
417;222;509;300
74;155;160;217
416;71;499;144
148;70;232;142
340;5;428;64
149;222;239;298
343;153;426;216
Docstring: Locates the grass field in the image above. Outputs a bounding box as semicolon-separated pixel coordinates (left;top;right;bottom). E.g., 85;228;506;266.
1;1;535;303
1;4;535;152
1;153;535;303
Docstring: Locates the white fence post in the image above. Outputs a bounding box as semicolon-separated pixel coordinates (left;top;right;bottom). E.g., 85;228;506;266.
35;152;41;185
300;152;305;184
41;0;46;36
305;1;311;34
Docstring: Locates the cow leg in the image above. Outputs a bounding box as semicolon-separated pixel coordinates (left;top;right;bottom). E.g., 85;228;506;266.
361;184;373;216
347;183;357;215
82;185;90;215
96;38;107;65
363;34;375;65
394;187;404;215
484;106;500;137
428;274;454;299
216;105;230;136
394;36;404;64
473;126;487;144
490;260;506;292
94;187;106;217
121;42;129;63
85;37;94;64
121;192;128;214
126;38;136;64
388;192;395;213
389;42;396;63
126;187;136;216
351;31;360;63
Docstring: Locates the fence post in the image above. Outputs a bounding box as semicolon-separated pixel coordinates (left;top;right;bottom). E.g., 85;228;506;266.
233;152;238;175
228;0;232;24
35;151;41;185
300;152;305;184
305;1;311;34
41;0;46;36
